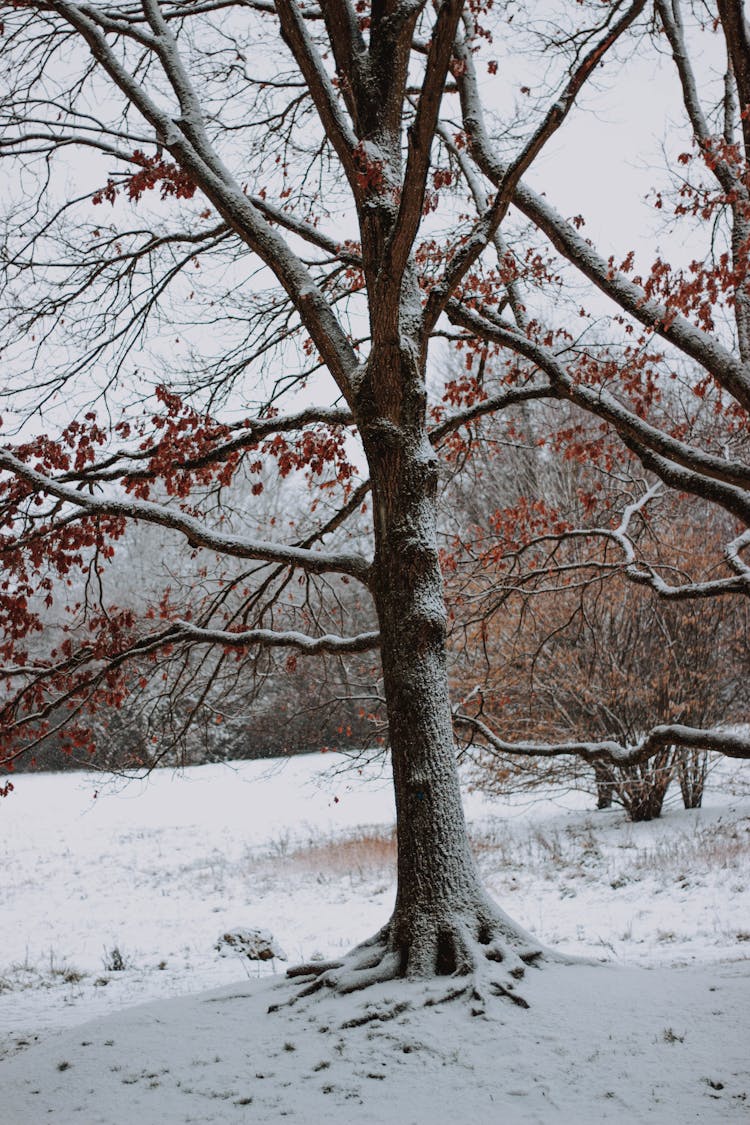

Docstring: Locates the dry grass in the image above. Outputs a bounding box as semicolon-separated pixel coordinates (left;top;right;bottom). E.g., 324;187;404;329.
254;808;750;894
0;952;86;994
262;827;397;880
627;819;750;879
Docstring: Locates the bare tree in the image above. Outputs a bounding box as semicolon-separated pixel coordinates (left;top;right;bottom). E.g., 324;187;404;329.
1;0;749;1008
441;400;749;818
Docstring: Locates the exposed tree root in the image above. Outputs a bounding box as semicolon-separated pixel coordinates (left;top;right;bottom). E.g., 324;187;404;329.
339;1001;412;1029
269;903;570;1017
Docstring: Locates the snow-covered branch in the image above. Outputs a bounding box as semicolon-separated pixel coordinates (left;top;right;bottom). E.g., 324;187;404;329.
447;301;750;526
454;712;750;763
0;447;371;581
425;0;647;331
429;384;555;445
46;0;361;400
385;0;464;295
174;620;380;654
582;486;750;599
453;21;750;412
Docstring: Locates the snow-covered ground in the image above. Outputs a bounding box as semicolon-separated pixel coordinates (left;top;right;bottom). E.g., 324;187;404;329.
1;753;749;1123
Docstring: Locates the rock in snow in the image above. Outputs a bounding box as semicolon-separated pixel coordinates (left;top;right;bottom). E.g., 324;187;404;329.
214;927;287;962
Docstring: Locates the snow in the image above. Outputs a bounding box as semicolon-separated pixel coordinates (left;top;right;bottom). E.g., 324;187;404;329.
1;752;749;1122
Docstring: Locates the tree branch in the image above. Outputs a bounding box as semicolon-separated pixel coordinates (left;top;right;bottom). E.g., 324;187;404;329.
716;0;750;156
174;620;380;653
454;711;750;763
383;0;464;295
453;20;750;410
446;299;750;523
61;405;355;485
47;0;361;400
425;0;647;331
0;446;371;581
274;0;360;192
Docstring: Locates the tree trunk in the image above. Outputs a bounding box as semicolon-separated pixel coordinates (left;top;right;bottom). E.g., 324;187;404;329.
370;423;502;976
593;761;615;810
677;748;708;809
617;747;675;821
284;353;547;1007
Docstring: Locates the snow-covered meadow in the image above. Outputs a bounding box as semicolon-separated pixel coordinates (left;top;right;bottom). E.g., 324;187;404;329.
1;753;749;1122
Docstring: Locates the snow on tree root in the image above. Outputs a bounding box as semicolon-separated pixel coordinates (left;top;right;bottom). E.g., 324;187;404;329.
270;909;561;1019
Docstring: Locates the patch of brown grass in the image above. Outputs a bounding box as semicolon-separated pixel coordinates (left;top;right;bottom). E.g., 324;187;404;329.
266;827;397;879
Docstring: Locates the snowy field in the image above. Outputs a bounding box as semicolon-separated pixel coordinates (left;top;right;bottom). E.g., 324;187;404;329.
1;752;749;1123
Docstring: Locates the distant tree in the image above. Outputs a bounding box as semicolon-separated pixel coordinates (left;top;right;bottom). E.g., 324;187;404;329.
443;405;749;819
452;518;749;819
2;0;750;1008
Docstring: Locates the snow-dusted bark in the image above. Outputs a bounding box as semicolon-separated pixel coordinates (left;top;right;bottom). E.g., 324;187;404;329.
280;348;551;1007
371;456;543;989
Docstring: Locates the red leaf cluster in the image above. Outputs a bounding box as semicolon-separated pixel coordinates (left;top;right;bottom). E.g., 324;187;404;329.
93;150;197;206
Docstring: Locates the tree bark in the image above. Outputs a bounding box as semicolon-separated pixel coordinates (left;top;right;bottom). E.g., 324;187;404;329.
368;401;494;975
310;346;544;995
282;352;549;1008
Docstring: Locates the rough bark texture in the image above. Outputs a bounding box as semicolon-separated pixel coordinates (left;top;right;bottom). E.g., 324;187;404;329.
280;350;551;1011
369;366;493;976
